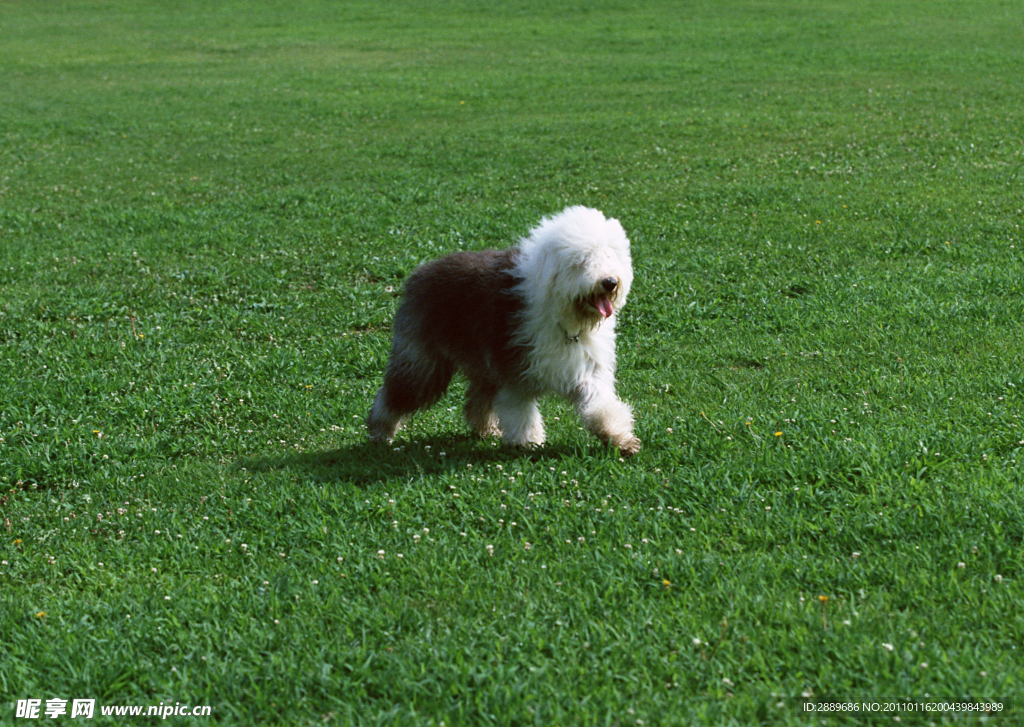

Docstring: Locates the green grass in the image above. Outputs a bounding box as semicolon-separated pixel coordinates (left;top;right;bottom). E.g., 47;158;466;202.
2;0;1023;724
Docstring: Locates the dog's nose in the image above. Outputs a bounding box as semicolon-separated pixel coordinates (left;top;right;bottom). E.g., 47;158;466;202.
600;277;618;293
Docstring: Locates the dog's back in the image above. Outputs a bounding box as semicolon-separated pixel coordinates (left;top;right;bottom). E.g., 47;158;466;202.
395;248;525;382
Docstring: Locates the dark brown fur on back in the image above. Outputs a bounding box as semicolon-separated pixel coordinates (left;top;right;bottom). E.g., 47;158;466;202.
380;248;525;414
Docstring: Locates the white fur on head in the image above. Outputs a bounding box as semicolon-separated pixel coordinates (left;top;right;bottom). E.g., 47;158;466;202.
512;206;634;394
515;206;632;327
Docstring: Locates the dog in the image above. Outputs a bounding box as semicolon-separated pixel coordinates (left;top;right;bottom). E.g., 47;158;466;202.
367;206;640;456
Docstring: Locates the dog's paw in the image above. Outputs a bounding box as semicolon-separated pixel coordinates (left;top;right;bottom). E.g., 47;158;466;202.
501;420;546;449
470;419;502;438
617;436;641;458
505;434;546;450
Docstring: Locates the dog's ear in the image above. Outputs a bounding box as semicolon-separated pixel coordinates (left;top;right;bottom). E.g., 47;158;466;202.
604;217;630;251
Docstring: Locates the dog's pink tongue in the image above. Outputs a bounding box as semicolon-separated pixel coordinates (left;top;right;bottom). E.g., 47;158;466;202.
595;294;615;318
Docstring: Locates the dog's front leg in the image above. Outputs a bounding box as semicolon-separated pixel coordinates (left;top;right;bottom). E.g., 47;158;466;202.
494;387;545;448
572;379;641;457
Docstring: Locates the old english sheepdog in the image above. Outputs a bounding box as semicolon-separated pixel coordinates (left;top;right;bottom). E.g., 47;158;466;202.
367;206;640;456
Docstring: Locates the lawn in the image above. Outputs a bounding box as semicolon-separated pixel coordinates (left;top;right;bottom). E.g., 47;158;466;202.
1;0;1023;724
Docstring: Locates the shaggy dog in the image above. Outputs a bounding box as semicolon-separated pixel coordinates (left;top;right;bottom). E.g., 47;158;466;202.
367;206;640;456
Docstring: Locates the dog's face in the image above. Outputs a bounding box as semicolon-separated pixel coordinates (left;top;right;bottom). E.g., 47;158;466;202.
520;207;633;332
565;236;633;328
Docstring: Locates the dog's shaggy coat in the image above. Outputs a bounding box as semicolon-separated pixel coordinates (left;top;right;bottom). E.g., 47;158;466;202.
367;206;640;456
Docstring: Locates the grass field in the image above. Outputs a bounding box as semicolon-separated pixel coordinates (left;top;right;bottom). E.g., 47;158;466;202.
2;0;1023;724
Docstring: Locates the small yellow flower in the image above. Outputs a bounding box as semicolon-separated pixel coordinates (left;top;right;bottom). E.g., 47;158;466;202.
13;539;21;545
663;579;671;588
35;611;46;618
819;595;829;604
775;432;783;437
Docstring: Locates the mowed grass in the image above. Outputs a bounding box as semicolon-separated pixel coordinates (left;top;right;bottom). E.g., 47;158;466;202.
2;0;1023;724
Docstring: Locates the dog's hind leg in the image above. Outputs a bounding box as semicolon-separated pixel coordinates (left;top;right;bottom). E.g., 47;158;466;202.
494;387;545;448
464;379;501;438
367;387;405;443
367;341;454;443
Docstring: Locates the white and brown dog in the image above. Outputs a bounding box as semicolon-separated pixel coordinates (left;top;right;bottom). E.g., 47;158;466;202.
367;206;640;456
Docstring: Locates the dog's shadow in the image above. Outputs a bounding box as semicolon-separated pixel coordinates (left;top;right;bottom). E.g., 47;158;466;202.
237;435;581;489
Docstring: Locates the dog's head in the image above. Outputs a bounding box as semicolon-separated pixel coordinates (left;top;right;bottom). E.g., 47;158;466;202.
517;206;633;332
